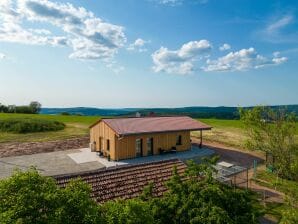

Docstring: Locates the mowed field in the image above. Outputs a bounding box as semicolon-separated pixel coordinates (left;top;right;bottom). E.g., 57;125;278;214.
0;113;100;143
192;119;247;149
193;118;298;149
0;113;297;146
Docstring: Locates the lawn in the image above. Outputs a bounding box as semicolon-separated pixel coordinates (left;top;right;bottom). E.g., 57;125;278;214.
0;113;100;143
192;118;247;148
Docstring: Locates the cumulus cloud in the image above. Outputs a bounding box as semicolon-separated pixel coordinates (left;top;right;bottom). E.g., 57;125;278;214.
127;38;149;52
0;0;126;60
203;47;287;72
152;40;212;74
219;43;231;51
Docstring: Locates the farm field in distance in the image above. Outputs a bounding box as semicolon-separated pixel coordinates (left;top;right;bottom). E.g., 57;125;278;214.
0;113;100;143
0;113;297;146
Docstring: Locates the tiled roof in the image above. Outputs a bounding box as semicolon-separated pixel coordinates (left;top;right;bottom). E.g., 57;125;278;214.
54;159;186;203
96;116;211;136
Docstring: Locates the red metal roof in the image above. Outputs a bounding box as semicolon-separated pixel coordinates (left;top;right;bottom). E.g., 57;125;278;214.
100;116;211;136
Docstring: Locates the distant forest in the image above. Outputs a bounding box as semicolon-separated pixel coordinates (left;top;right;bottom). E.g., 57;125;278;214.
41;105;298;119
0;102;42;114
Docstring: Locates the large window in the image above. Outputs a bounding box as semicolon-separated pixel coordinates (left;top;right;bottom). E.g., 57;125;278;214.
176;135;182;145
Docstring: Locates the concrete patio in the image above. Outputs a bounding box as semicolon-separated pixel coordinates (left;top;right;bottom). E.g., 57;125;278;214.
0;145;214;179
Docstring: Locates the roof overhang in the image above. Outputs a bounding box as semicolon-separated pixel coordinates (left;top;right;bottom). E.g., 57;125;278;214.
115;127;212;137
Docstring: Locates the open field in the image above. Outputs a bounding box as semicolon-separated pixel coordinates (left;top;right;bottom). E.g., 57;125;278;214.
1;114;297;146
193;118;298;149
0;113;100;143
192;119;247;148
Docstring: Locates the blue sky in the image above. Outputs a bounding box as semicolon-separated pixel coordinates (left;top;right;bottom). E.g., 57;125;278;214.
0;0;297;108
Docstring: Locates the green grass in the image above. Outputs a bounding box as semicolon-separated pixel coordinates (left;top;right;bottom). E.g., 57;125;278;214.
192;118;247;148
199;118;244;129
0;114;296;146
254;170;298;222
194;118;298;148
0;113;100;143
256;170;298;200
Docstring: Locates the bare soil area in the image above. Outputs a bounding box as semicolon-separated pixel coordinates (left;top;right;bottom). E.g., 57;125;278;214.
0;136;89;158
192;138;265;168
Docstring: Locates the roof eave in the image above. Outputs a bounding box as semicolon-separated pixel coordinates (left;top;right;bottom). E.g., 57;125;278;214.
116;127;212;137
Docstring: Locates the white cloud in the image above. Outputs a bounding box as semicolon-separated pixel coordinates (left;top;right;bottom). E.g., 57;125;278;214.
266;15;293;34
203;47;287;72
219;43;231;51
154;0;183;6
153;0;208;6
257;14;298;43
127;38;149;52
0;53;6;59
152;39;212;74
106;62;125;74
0;0;126;60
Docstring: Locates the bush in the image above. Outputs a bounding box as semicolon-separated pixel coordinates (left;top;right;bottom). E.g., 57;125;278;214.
60;112;70;115
0;118;65;133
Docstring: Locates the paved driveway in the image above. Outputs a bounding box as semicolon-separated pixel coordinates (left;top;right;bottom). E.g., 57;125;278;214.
0;146;214;179
0;149;105;179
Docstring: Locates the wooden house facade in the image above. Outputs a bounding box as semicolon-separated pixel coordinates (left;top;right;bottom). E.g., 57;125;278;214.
89;116;211;161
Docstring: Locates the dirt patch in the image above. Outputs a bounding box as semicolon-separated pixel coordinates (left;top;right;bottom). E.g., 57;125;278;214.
192;138;264;168
0;136;89;158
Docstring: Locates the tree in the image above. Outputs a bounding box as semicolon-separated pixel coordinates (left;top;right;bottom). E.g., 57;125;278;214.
100;199;154;224
29;101;42;114
240;106;298;180
147;157;260;224
0;168;60;223
57;179;102;224
0;103;8;113
0;168;101;224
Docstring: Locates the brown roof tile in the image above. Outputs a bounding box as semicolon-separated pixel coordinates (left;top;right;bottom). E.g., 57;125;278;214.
54;159;186;203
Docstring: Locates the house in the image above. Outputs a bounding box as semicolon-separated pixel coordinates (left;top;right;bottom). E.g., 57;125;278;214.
89;116;212;161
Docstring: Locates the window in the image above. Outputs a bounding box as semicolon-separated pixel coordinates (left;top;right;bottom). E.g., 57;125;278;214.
107;139;110;151
176;135;182;145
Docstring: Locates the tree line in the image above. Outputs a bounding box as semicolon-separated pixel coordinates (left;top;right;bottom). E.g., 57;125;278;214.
0;101;42;114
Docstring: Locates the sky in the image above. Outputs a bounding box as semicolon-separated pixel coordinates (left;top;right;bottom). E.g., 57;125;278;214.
0;0;297;108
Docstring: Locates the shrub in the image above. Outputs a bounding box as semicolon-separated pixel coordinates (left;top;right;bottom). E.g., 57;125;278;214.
60;112;70;115
0;118;65;133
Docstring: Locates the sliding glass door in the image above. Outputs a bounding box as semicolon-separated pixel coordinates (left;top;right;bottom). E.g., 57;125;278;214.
147;137;153;156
